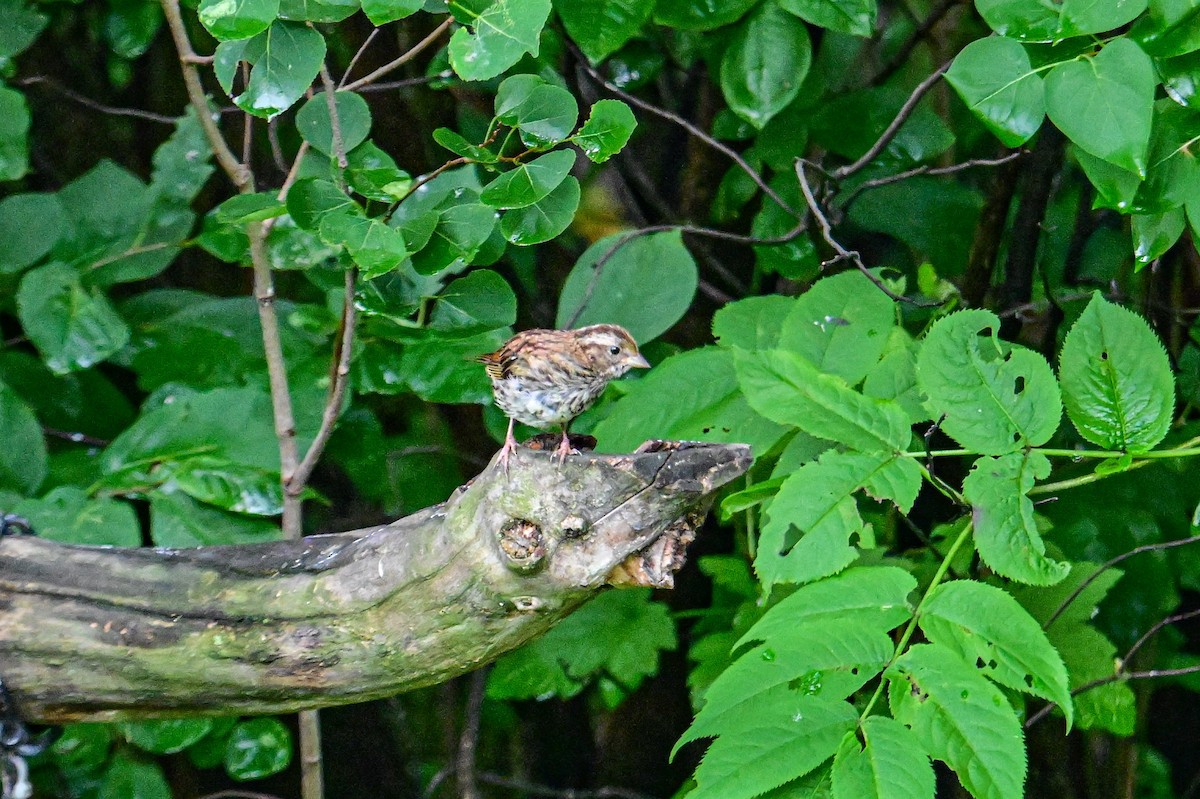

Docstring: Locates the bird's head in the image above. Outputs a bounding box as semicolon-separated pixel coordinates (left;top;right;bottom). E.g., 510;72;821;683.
574;324;651;378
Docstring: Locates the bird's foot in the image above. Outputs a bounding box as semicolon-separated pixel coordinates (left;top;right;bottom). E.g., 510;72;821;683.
497;438;519;475
554;433;575;464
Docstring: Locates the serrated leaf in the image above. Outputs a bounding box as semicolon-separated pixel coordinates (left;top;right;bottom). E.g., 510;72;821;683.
0;381;47;494
12;487;139;546
295;90;371;157
573;99;637;163
720;3;812;129
554;0;651;61
888;644;1027;799
448;0;552;81
862;330;928;424
916;309;1061;455
16;262;131;375
481;149;575;209
1045;38;1154;176
757;451;922;588
778;0;876;37
712;295;795;350
831;717;934;799
361;0;420;24
778;270;895;386
197;0;278;40
1058;293;1175;451
945;36;1045;147
500;174;579;244
736;349;914;453
921;580;1073;728
963;451;1070;585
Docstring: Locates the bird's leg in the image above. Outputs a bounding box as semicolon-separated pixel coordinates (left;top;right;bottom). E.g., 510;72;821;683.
554;423;573;464
497;417;518;474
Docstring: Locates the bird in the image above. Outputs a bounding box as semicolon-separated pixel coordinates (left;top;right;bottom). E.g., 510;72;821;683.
475;324;650;470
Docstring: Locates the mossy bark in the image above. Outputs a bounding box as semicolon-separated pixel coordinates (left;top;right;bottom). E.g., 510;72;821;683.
0;442;750;723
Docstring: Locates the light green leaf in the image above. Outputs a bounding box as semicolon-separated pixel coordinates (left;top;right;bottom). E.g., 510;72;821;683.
100;752;171;799
12;487;139;547
170;457;284;516
862;330;928;424
198;0;278;41
224;718;292;780
16;262;131;374
831;716;934;799
345;141;412;201
410;201;497;275
556;230;698;343
1045;38;1155;176
554;0;652;61
778;0;876;36
757;450;921;588
230;22;326;119
712;295;795;350
0;86;31;181
0;382;47;494
500;174;579;244
735;349;913;453
653;0;758;30
720;3;812;129
0;0;49;58
1159;51;1200;107
0;193;64;275
361;0;421;24
976;0;1147;40
916;309;1061;455
319;209;410;278
432;127;500;162
945;36;1045;147
213;192;287;225
888;644;1026;799
921;580;1073;728
1131;101;1200;214
778;270;895;386
295;90;371;157
573;100;637;163
448;0;553;81
1136;0;1199;58
430;269;517;333
1058;293;1175;451
121;719;213;754
481;149;575;209
963;451;1071;585
150;488;282;547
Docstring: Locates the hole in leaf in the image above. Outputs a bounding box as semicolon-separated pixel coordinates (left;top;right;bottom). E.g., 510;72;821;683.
1100;350;1109;361
1014;376;1026;394
1024;673;1036;688
960;690;969;700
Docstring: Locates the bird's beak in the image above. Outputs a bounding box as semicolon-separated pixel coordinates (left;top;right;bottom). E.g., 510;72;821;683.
629;352;651;369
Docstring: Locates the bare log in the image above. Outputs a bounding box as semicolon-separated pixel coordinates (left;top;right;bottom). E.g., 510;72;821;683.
0;441;750;723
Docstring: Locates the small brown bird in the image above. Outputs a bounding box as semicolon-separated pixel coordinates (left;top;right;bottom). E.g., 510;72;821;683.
475;324;650;469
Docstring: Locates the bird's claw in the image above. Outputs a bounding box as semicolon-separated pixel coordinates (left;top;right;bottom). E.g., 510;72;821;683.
554;434;575;464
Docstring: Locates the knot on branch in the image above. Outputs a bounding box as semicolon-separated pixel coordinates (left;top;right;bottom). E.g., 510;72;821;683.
498;519;546;572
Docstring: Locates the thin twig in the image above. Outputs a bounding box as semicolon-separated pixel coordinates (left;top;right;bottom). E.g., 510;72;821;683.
356;73;451;93
17;76;177;124
339;28;380;89
456;669;488;799
840;151;1024;210
1122;607;1200;666
298;710;324;799
341;18;453;92
319;60;349;170
85;242;176;274
42;427;110;448
871;0;963;86
1026;660;1200;728
832;61;951;180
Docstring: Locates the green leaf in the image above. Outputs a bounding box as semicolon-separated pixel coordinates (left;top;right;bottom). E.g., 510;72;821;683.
171;457;284;515
499;81;579;148
720;3;812;129
556;230;697;343
500;174;579;243
976;0;1147;40
712;295;795;350
1159;51;1200;107
862;330;928;424
361;0;421;24
1045;38;1155;176
888;644;1026;799
1059;294;1175;452
105;0;164;58
689;694;857;799
0;86;31;181
214;192;287;225
915;309;1062;455
735;349;913;453
963;451;1071;585
653;0;758;31
0;382;47;494
286;177;356;229
1132;101;1200;214
591;347;788;456
778;0;877;36
1141;3;1200;58
945;36;1045;147
0;0;49;58
410;200;497;274
0;193;65;275
757;450;921;588
225;718;293;780
432;127;500;161
488;589;676;700
122;719;214;754
573;100;637;163
394;328;510;403
150;488;282;546
345;141;412;201
1132;208;1186;267
198;0;278;40
481;149;575;209
230;22;326;119
831;716;934;799
430;269;517;333
16;262;131;375
12;487;139;546
778;270;895;386
921;580;1073;727
51;724;113;773
554;0;652;61
448;0;553;81
296;90;372;157
277;0;358;22
99;752;171;799
320;209;411;279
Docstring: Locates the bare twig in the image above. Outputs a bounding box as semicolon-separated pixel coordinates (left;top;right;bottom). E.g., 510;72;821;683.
341;18;454;92
42;428;109;448
339;28;380;89
832;61;951;180
456;669;489;799
85;242;176;274
17;76;177;124
319;60;349;170
840;151;1024;210
1122;607;1200;666
871;0;964;86
356;73;451;93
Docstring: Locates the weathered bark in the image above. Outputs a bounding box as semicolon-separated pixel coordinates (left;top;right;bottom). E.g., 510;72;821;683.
0;441;750;724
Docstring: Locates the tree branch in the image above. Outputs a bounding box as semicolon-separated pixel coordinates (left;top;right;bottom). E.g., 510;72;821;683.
341;18;454;92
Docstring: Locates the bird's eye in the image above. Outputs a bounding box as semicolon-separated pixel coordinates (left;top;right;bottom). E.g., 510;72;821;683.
609;345;621;355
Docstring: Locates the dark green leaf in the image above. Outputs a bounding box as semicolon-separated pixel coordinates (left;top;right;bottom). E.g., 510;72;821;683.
481;149;575;209
0;86;31;181
214;192;287;225
122;719;214;754
1045;38;1155;176
345;141;412;201
1058;293;1175;451
0;381;46;494
556;230;697;343
396;328;510;403
831;716;934;799
0;193;64;275
500;174;579;243
105;0;163;58
361;0;421;23
99;752;171;799
1140;2;1200;58
198;0;278;40
430;269;517;333
16;262;131;375
185;717;239;769
0;0;49;58
230;22;327;119
573;99;637;163
319;209;411;278
720;3;812;129
170;456;284;515
916;309;1062;454
277;0;358;21
287;177;356;229
1160;51;1200;107
225;718;293;780
976;0;1147;40
554;0;652;61
410;200;497;274
150;109;216;205
448;0;553;81
1131;101;1200;214
778;0;876;36
946;36;1045;147
296;90;372;157
432;127;500;161
0;351;134;438
1132;208;1186;267
51;724;113;773
963;451;1070;585
653;0;757;31
503;83;579;148
150;488;282;546
12;487;139;546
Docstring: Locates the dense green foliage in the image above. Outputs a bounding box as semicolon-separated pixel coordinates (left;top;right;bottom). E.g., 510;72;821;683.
3;0;1200;796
